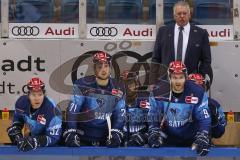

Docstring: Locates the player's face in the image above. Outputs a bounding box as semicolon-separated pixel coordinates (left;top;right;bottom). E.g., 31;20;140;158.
174;5;191;27
29;91;44;109
170;73;186;93
95;62;111;80
126;80;137;96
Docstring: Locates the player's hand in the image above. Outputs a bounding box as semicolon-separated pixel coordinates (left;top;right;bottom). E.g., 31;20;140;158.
127;132;147;146
17;136;38;152
64;132;81;147
106;129;123;148
148;128;167;148
7;125;23;144
192;131;210;156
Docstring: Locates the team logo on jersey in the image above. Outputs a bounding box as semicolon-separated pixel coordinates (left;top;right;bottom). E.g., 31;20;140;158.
37;115;46;125
140;100;150;109
169;108;178;115
111;89;123;98
96;98;105;106
95;112;112;120
185;96;198;104
174;98;179;103
168;119;189;127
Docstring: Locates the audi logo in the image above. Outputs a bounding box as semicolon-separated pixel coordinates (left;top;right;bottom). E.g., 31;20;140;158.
12;26;40;36
90;27;118;37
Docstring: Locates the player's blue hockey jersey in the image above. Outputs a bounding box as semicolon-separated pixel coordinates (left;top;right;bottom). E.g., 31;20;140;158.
66;76;126;143
209;98;226;138
13;95;62;146
149;80;211;146
123;93;150;135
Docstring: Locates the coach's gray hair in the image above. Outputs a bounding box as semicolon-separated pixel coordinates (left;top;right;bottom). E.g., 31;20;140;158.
173;1;191;15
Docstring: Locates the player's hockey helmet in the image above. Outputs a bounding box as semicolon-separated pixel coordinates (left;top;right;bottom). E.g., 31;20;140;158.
168;61;187;76
27;77;45;92
188;73;204;86
93;51;112;64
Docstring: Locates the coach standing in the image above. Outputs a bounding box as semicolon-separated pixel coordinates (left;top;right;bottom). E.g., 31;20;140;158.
150;1;212;88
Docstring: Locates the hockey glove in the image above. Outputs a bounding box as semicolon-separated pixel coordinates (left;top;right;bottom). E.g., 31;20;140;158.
192;131;210;156
148;128;167;148
17;136;39;152
7;125;23;144
63;129;81;147
106;129;123;148
127;132;148;146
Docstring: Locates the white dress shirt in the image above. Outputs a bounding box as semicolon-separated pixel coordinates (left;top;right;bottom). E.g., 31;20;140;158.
174;23;190;62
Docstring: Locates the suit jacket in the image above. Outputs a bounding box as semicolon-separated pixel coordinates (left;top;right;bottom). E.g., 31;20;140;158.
150;24;213;85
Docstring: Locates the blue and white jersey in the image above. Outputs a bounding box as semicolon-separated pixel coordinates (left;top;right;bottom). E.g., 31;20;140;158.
13;95;62;146
149;80;211;144
123;94;150;135
66;75;126;143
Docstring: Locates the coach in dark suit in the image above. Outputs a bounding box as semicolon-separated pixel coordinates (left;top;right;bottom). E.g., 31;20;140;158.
150;1;212;88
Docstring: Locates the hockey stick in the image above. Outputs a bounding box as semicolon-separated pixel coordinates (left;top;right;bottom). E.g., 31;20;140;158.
160;85;172;129
106;115;111;140
125;104;130;142
205;74;211;98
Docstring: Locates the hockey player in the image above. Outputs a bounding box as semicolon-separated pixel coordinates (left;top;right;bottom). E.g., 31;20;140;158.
64;51;125;147
120;70;149;146
188;73;226;138
7;77;62;152
148;61;211;156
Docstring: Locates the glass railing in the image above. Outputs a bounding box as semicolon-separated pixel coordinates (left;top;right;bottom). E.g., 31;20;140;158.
9;0;55;23
6;0;233;25
0;0;235;40
191;0;233;25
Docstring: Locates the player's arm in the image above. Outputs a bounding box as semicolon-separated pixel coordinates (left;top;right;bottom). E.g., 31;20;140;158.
194;93;211;133
211;103;226;138
148;96;166;148
66;84;85;129
111;97;125;130
17;103;63;152
106;94;125;147
7;99;25;145
148;96;162;130
64;84;85;147
44;107;62;146
192;92;211;156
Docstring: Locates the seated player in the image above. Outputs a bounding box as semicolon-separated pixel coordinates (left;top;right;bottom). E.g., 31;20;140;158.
63;51;125;147
7;77;62;152
188;73;226;138
148;61;211;156
120;70;149;146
